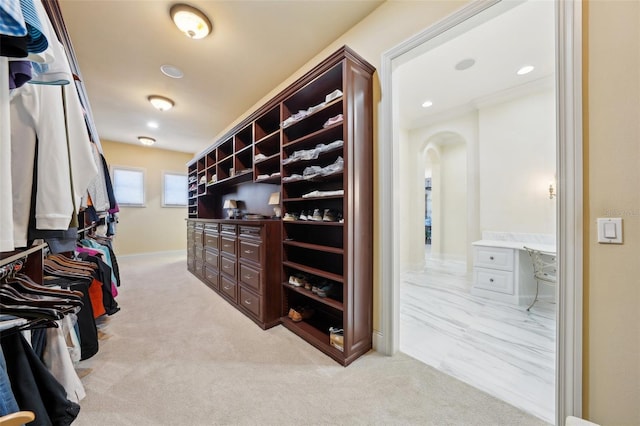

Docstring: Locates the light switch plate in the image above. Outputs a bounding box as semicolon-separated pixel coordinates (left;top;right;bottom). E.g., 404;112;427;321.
597;217;623;244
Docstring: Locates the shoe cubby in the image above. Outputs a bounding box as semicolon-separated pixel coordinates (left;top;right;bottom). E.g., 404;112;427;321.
186;46;373;366
255;105;281;142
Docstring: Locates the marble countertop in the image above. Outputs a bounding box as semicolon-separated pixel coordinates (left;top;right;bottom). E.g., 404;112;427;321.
472;239;556;254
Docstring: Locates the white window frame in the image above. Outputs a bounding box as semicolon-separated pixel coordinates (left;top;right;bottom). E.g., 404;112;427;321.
162;171;188;208
111;166;146;207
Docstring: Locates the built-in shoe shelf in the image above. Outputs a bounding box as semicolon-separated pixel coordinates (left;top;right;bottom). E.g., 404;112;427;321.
186;46;374;366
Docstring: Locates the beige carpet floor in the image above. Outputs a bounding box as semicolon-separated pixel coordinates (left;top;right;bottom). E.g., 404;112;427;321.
72;252;549;425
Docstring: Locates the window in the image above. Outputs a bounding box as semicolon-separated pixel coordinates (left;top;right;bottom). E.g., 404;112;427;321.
112;166;145;206
162;172;188;207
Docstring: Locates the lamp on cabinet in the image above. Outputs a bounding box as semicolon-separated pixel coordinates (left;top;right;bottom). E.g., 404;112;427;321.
223;199;237;219
268;192;281;218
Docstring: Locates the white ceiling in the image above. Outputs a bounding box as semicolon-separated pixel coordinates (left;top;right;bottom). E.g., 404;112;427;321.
58;0;384;154
395;0;555;130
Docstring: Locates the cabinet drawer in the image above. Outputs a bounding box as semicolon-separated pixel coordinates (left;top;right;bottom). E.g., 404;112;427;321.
194;223;204;231
204;266;219;290
204;248;219;269
220;236;236;256
220;255;236;278
194;260;204;275
220;275;237;302
239;239;261;264
473;268;514;294
239;225;261;240
239;287;261;319
473;246;514;271
221;224;236;235
204;232;219;250
239;263;261;293
204;223;218;233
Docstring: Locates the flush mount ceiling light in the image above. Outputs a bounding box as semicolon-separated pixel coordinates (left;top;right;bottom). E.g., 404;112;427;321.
454;58;476;71
138;136;156;146
170;4;212;39
421;100;433;108
517;65;535;75
148;95;175;111
147;121;159;129
160;64;184;79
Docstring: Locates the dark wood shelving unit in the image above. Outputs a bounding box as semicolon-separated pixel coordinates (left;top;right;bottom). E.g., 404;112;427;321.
186;46;373;365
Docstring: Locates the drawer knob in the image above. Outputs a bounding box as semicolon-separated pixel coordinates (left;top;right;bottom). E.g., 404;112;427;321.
244;299;252;305
244;275;253;279
489;256;494;260
489;278;494;282
224;265;231;269
244;250;254;254
224;244;231;248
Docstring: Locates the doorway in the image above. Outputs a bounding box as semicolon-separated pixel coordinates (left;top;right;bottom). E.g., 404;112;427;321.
378;1;584;425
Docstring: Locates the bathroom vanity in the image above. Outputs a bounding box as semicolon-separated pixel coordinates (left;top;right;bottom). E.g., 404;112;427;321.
470;233;556;306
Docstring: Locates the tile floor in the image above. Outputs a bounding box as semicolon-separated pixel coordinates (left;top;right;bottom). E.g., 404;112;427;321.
399;249;556;424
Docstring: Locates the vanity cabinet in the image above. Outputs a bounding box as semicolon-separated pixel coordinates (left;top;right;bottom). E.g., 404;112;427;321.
470;241;553;306
187;219;281;329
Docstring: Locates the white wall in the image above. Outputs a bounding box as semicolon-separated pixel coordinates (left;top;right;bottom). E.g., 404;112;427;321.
478;88;556;234
402;89;555;267
439;141;468;258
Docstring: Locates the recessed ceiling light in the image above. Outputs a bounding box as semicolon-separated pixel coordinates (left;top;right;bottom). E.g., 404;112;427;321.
422;100;433;108
148;95;175;111
138;136;156;146
160;64;184;79
454;58;476;71
147;121;159;129
170;4;212;39
517;65;535;75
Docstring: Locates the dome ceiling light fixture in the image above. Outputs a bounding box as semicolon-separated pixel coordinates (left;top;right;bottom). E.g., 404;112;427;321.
138;136;156;146
148;95;175;111
170;4;212;40
421;100;433;108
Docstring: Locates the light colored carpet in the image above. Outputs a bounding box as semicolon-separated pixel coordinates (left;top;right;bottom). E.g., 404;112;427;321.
72;252;549;425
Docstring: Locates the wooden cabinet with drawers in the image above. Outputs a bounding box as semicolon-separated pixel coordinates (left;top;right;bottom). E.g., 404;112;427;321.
187;219;281;329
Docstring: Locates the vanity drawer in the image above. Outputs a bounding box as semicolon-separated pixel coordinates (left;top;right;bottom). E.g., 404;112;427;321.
204;266;219;290
204;248;218;269
239;263;261;293
195;246;204;261
239;239;261;264
195;231;204;246
204;223;218;233
220;236;236;256
473;268;514;294
220;255;236;278
239;287;261;319
473;246;514;271
220;275;237;302
239;225;261;240
204;232;219;250
221;224;236;235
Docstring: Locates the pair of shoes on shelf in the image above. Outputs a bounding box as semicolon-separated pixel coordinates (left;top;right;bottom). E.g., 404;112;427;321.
283;213;299;221
288;273;309;288
288;306;314;322
311;281;340;299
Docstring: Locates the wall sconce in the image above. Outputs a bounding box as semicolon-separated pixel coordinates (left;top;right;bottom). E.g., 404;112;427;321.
549;183;556;199
268;192;281;218
223;199;237;219
170;4;212;39
138;136;156;146
148;95;175;111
